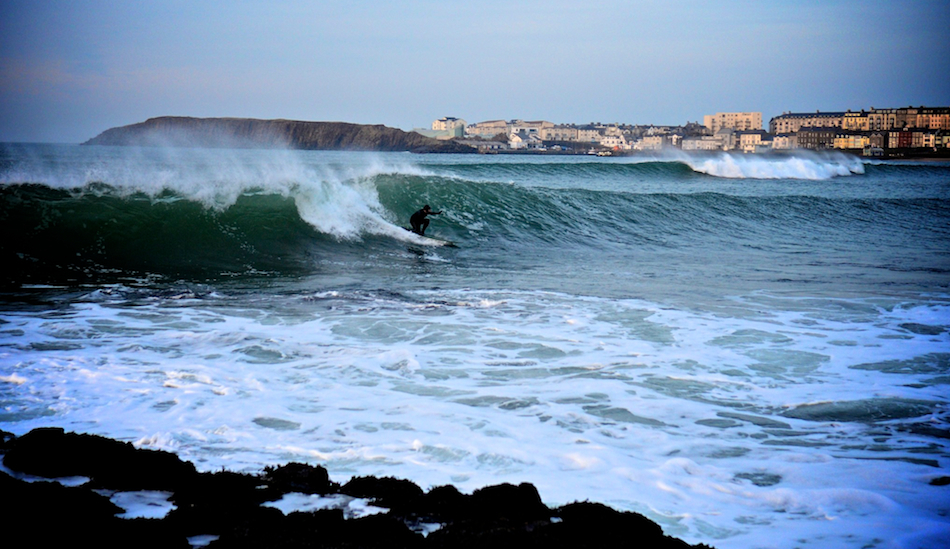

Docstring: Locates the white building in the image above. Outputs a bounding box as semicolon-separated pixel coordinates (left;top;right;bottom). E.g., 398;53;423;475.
682;135;724;151
413;117;467;140
466;120;508;139
715;128;737;150
541;125;578;142
508;120;553;136
703;112;763;132
634;135;667;151
509;130;544;149
576;126;603;143
432;117;467;133
737;130;771;153
600;134;629;150
771;134;797;150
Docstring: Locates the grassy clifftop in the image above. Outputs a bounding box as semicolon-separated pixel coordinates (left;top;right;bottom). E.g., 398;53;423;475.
83;116;475;153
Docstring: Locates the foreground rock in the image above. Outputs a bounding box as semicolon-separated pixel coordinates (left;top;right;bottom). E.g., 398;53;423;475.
0;428;713;548
82;117;476;153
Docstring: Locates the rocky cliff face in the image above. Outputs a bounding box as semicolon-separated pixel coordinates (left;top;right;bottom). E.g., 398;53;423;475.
82;117;475;153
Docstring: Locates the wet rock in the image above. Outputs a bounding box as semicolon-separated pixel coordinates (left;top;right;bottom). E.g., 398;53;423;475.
0;429;16;450
554;501;678;547
169;469;276;535
341;475;425;509
412;484;469;521
0;428;714;548
1;470;190;549
263;461;337;495
3;427;196;491
470;482;551;522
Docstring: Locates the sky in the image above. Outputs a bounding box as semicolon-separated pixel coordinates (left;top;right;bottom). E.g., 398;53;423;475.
1;0;948;143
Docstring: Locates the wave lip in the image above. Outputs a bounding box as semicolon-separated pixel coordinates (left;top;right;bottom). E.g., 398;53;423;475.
682;151;865;180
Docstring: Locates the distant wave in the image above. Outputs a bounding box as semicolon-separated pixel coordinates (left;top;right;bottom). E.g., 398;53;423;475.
419;151;867;182
677;151;865;180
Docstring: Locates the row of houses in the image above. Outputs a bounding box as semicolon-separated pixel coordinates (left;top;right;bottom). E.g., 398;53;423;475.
686;107;950;154
455;119;688;152
683;126;950;155
423;107;950;154
769;107;950;134
464;119;627;143
689;107;950;154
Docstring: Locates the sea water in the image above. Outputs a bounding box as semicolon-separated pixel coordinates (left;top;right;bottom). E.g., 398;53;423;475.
1;144;948;548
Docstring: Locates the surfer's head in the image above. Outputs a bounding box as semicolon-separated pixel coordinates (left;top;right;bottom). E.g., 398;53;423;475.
423;205;431;212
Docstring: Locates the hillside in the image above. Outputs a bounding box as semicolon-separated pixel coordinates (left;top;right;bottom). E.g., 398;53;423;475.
82;117;475;153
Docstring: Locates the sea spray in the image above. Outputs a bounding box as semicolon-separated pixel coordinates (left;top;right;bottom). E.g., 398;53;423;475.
681;150;865;180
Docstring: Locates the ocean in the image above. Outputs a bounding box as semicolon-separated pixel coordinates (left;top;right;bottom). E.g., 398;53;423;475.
1;143;948;548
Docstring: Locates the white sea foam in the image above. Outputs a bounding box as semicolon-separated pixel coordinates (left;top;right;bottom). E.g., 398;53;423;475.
681;151;865;180
0;373;28;384
106;490;177;519
2;288;947;548
263;493;387;519
0;146;445;242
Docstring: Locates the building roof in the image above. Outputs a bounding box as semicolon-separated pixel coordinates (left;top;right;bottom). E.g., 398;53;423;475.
772;112;846;119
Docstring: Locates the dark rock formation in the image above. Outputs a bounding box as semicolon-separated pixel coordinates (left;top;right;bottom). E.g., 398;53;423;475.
0;427;714;548
4;427;196;491
82;117;476;153
264;461;338;495
342;475;425;509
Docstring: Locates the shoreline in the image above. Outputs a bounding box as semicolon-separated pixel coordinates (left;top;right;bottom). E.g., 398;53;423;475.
469;147;950;160
6;140;949;161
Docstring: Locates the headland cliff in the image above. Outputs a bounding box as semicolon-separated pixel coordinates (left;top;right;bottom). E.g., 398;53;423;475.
82;116;475;153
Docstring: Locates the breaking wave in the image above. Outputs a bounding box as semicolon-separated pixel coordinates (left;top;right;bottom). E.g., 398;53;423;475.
1;144;946;283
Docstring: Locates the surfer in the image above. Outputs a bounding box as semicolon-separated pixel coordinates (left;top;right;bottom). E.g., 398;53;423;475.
410;204;442;236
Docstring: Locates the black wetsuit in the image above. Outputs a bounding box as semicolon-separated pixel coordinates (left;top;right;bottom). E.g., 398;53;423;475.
410;208;431;235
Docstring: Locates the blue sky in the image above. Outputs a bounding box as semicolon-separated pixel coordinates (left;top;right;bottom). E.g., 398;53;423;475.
1;0;947;143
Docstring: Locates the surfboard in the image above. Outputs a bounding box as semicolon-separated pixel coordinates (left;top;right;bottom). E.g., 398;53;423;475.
403;227;457;248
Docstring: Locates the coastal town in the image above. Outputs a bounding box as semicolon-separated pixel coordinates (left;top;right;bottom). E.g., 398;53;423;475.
415;106;950;157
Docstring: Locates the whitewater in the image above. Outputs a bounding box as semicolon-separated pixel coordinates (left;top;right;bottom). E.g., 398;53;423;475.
1;144;949;548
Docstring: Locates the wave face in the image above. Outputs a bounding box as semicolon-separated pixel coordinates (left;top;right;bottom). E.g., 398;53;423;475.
0;146;431;282
1;144;949;289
